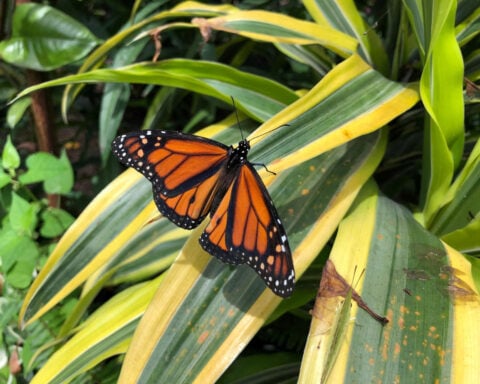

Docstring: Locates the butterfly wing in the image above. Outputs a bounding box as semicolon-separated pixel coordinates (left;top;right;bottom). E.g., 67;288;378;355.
112;130;230;229
200;163;295;297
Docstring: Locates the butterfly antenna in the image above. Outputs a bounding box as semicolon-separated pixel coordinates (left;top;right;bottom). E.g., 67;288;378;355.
230;96;290;142
231;96;245;140
250;123;290;144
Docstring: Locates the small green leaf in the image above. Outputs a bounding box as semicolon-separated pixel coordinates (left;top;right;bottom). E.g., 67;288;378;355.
0;3;101;71
0;229;38;288
9;192;39;236
7;97;32;129
0;297;20;329
0;169;11;189
40;208;75;238
6;250;37;289
19;150;74;194
2;136;20;171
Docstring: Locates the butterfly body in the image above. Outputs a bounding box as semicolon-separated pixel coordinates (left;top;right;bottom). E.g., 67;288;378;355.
112;130;295;297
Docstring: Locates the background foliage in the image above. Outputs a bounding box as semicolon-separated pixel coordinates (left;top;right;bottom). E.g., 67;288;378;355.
0;0;479;383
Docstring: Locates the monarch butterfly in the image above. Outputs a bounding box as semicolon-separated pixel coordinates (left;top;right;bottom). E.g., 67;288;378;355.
112;130;295;297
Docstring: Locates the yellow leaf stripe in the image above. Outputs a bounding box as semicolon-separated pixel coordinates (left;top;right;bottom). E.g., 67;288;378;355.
192;10;357;57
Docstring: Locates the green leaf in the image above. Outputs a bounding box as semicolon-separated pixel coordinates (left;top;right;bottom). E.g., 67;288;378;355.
431;138;480;234
30;277;163;384
0;297;20;330
7;97;32;129
9;192;39;236
0;3;101;71
455;3;480;46
302;0;388;74
0;169;11;189
21;170;156;323
412;1;465;225
2;135;20;171
0;229;38;289
99;37;149;163
300;181;480;382
19;151;74;194
40;208;75;238
14;59;299;122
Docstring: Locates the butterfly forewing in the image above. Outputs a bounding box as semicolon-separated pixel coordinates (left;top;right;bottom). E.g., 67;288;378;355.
200;164;295;297
112;131;230;229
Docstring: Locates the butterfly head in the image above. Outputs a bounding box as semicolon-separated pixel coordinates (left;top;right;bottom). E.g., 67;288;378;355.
228;139;251;168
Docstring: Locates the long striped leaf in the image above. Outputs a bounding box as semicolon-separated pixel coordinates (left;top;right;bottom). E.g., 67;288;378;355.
300;181;480;382
302;0;388;73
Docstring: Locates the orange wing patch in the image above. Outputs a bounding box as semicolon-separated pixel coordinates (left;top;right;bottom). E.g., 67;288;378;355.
156;171;222;229
200;164;295;297
113;131;230;229
201;183;242;264
232;166;270;255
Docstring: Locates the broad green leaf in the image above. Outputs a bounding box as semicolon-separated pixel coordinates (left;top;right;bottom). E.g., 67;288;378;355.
0;169;11;189
40;208;75;238
300;260;356;383
274;43;333;76
2;135;20;171
0;3;101;70
299;181;480;382
402;0;425;54
100;82;130;163
103;221;186;286
468;255;480;293
0;230;38;289
9;192;39;236
19;151;74;195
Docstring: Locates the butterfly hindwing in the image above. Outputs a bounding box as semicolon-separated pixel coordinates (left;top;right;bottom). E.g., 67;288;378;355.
200;163;295;297
112;130;229;229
